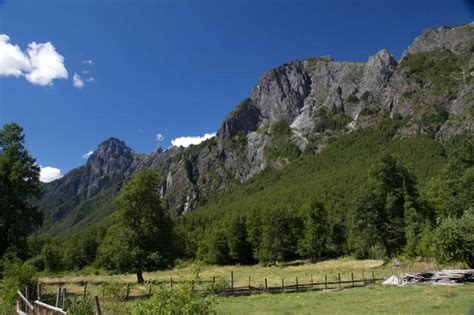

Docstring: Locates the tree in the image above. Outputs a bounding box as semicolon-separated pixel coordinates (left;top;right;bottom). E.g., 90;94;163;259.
433;212;474;268
96;169;174;283
226;215;253;264
426;137;474;219
257;208;301;265
351;154;424;258
0;123;42;259
197;228;229;265
297;199;328;261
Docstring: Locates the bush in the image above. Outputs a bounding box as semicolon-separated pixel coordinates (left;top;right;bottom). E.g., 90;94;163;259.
0;252;38;311
433;213;474;268
66;296;94;315
127;285;216;315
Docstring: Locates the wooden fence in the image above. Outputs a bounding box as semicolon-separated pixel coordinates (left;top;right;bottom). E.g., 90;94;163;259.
16;290;67;315
39;270;385;301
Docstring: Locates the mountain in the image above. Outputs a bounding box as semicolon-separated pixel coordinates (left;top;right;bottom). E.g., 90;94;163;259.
38;22;474;238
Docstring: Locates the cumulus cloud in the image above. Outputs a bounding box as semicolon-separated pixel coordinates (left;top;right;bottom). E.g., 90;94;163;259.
171;132;216;148
40;166;62;183
25;42;68;85
0;34;30;77
82;150;94;159
83;59;94;65
73;73;84;88
0;34;68;86
156;133;164;141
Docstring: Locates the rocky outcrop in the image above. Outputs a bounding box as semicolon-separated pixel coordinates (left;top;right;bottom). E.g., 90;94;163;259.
39;22;474;234
403;22;474;57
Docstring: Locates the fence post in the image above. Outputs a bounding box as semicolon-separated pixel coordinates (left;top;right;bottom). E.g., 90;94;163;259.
351;272;354;288
25;285;29;301
102;284;105;297
325;274;328;290
94;295;102;315
338;274;341;290
248;276;251;295
212;276;215;289
281;278;284;293
362;271;366;286
372;271;375;283
311;274;314;290
230;271;234;294
83;282;88;300
62;287;67;309
148;283;152;297
37;283;41;301
264;278;268;292
296;277;299;293
55;286;61;307
170;277;173;288
126;283;130;301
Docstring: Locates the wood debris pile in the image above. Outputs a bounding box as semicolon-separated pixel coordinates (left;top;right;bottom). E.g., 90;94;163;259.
382;269;474;286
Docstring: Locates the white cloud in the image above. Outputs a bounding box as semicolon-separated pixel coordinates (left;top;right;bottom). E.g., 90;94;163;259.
82;150;94;159
85;77;95;82
82;70;89;74
0;34;30;77
25;41;68;85
0;34;68;86
156;133;164;141
73;73;84;88
40;166;62;183
171;132;216;148
83;59;94;65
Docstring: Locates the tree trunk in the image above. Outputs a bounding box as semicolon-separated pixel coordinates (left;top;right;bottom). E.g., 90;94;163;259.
137;271;145;284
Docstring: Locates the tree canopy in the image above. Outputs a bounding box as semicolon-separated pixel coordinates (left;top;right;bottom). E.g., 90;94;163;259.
96;168;174;282
0;123;42;259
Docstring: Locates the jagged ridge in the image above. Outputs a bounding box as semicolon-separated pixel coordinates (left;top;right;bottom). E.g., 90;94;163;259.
38;22;474;237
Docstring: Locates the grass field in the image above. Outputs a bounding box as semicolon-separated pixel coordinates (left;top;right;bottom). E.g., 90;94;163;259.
34;258;474;314
214;284;474;314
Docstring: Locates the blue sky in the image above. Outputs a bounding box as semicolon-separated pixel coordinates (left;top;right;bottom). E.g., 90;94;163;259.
0;0;473;181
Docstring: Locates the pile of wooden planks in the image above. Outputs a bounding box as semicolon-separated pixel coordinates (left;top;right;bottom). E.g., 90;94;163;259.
383;269;474;286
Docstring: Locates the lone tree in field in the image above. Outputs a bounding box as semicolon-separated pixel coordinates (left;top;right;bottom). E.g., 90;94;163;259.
97;168;174;283
0;123;42;259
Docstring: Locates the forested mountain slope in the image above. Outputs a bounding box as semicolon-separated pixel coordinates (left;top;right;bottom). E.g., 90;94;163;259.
38;22;474;238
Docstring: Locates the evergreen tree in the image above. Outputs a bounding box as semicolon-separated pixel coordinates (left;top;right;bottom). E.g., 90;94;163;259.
0;123;42;259
197;228;229;265
96;169;173;283
257;208;301;265
297;199;328;261
227;215;253;264
426;137;474;219
351;154;423;258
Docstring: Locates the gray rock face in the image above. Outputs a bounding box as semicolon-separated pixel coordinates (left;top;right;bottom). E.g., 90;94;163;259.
403;23;474;57
39;22;474;230
251;61;311;125
85;138;140;197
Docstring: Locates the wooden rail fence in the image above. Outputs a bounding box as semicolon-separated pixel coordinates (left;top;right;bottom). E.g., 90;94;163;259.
16;290;67;315
39;270;385;301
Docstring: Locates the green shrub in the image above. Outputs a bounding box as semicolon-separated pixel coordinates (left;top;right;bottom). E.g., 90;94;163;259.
313;107;351;132
400;49;464;96
346;94;359;104
127;285;216;315
66;296;94;315
433;213;474;268
0;252;38;310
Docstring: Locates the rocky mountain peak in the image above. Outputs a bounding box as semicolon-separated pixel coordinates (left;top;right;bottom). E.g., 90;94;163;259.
402;23;474;57
86;137;135;172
